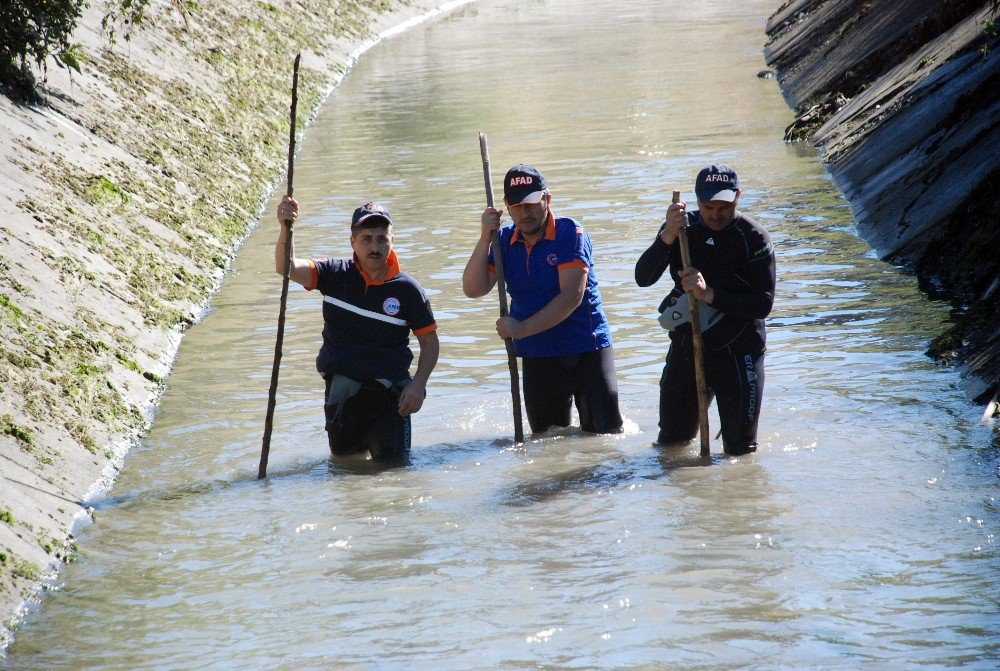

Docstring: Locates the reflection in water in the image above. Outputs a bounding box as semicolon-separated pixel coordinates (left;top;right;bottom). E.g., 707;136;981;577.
498;446;718;507
5;0;998;669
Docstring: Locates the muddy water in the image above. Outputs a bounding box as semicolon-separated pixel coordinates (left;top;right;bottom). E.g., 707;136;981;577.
6;0;999;668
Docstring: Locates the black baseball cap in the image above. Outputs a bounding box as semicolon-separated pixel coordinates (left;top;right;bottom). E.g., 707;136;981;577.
695;164;740;203
351;202;392;228
503;164;548;205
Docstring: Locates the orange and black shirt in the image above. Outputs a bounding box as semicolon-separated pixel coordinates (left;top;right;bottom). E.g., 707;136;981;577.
304;250;436;382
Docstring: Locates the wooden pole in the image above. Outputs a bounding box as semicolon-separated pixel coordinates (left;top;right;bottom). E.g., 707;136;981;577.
258;54;301;479
674;190;711;456
479;132;525;443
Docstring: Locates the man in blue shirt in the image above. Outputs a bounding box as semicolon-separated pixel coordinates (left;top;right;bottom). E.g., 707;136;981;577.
463;164;623;435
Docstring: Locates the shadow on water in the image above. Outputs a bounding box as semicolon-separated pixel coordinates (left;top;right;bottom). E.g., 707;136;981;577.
654;441;722;470
86;460;328;513
409;436;514;468
498;441;722;507
87;433;736;514
324;438;505;473
88;438;507;513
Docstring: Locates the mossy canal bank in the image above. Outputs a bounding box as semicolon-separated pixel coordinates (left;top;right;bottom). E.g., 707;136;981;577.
765;0;1000;408
0;0;474;647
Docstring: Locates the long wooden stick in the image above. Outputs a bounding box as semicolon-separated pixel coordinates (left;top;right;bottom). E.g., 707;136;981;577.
674;190;710;456
480;132;524;443
258;54;301;479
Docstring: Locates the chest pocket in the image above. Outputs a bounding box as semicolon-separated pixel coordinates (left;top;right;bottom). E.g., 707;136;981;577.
695;235;749;294
510;249;558;290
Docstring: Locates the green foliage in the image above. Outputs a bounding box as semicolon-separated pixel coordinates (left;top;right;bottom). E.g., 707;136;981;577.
0;509;13;525
115;351;142;373
1;1;167;100
101;0;151;45
102;0;189;44
1;414;33;447
84;175;130;208
0;294;24;321
12;560;42;582
57;43;85;74
981;19;998;59
0;0;86;101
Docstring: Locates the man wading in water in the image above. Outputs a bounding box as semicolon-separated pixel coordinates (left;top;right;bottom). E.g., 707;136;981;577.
463;164;623;435
275;198;439;466
635;164;775;455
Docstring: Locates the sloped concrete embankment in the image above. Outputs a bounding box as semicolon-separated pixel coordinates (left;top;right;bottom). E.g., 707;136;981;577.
765;0;1000;405
0;0;471;648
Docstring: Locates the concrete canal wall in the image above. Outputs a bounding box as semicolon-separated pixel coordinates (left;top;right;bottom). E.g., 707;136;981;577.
0;0;473;646
765;0;1000;405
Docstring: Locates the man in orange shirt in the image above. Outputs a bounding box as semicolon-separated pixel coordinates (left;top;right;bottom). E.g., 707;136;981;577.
276;198;439;465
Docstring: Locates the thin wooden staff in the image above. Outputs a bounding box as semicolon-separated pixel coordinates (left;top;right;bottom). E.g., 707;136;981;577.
674;190;711;456
479;132;524;443
258;53;301;479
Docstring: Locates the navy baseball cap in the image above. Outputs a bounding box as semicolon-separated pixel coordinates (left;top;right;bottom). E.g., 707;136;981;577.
351;202;392;228
695;164;740;203
503;164;548;205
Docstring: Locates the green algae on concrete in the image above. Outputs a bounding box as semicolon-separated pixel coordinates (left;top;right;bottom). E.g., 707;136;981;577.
0;0;468;648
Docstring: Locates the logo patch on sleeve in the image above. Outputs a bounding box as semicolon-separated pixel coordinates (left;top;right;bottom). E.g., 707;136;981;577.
383;297;401;315
546;253;559;266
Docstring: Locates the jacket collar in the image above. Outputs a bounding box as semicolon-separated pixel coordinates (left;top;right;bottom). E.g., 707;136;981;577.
354;249;400;286
510;209;556;245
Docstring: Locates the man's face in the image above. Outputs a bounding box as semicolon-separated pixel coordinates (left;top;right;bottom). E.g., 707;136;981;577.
697;193;740;231
506;195;550;238
351;225;392;273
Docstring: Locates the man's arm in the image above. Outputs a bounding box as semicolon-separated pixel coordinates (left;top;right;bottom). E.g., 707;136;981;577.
462;207;501;298
496;266;587;339
275;195;315;287
708;222;775;319
635;233;673;287
398;329;439;416
709;252;776;319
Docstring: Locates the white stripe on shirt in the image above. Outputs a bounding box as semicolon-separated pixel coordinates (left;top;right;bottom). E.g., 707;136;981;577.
323;294;408;326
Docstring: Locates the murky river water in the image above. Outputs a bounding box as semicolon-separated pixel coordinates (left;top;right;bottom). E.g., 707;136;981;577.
6;0;999;668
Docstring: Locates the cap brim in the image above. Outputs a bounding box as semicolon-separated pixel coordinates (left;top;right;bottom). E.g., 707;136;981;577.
696;188;738;203
352;213;392;227
506;190;546;206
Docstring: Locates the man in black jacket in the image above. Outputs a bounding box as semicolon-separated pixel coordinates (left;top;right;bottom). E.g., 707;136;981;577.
635;164;775;455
